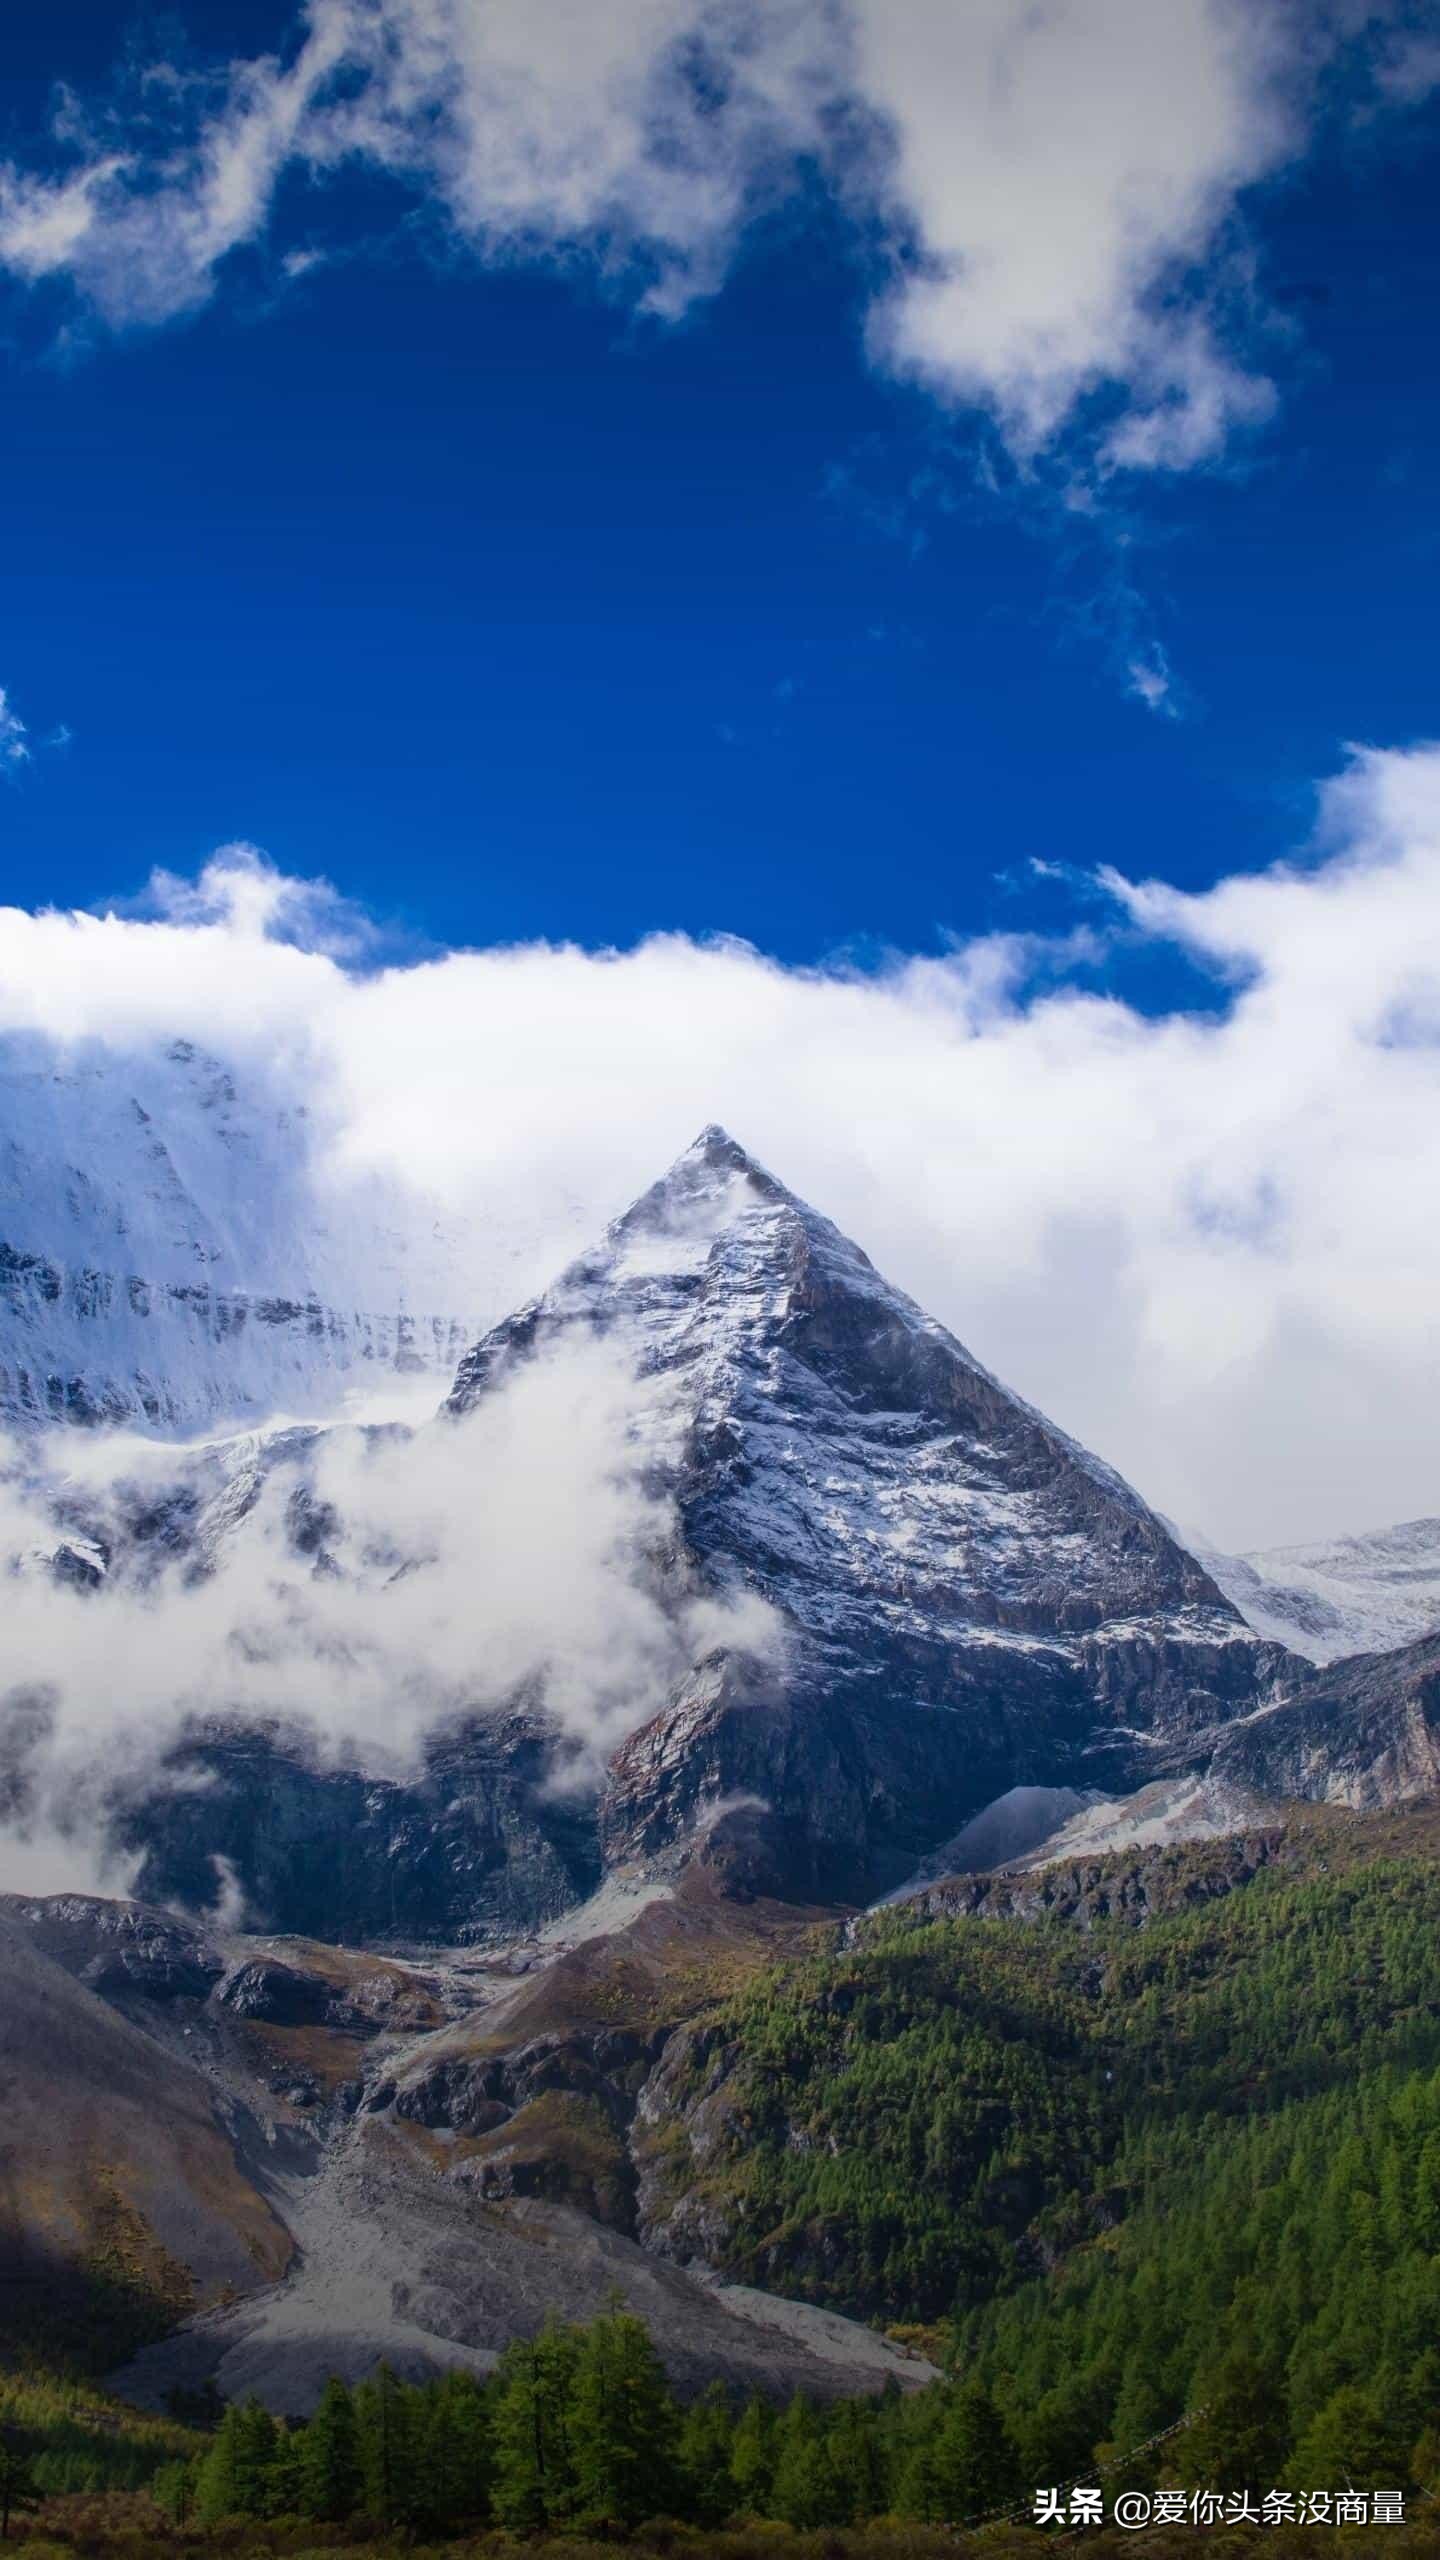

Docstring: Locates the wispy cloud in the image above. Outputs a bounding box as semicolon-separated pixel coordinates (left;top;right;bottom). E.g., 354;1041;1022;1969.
0;0;1426;484
138;841;385;961
1125;645;1179;718
0;681;74;776
1373;26;1440;103
0;686;29;770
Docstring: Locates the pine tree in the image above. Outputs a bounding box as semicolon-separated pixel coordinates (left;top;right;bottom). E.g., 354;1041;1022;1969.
1014;2370;1110;2490
150;2459;198;2525
356;2362;419;2525
263;2429;309;2518
418;2369;493;2529
770;2395;849;2529
491;2322;581;2529
194;2396;277;2521
895;2426;945;2520
301;2375;363;2522
827;2395;885;2521
1410;2422;1440;2493
678;2381;736;2526
1176;2351;1289;2490
1288;2386;1413;2492
924;2380;1020;2524
569;2306;679;2527
729;2394;777;2513
1413;2131;1440;2252
0;2443;38;2544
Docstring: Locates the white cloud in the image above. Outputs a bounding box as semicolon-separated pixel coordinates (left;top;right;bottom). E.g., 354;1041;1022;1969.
5;741;1440;1557
0;686;30;769
0;157;125;282
849;0;1295;468
0;1343;781;1885
1125;644;1178;716
0;0;834;331
143;838;381;958
0;0;1421;471
0;1821;140;1900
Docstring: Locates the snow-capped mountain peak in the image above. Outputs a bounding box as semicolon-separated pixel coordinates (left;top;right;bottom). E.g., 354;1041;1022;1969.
0;1029;470;1434
8;1124;1301;1926
452;1126;1222;1646
445;1129;1290;1892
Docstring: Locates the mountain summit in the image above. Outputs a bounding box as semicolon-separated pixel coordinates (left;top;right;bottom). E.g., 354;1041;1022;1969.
57;1127;1300;1929
446;1129;1290;1899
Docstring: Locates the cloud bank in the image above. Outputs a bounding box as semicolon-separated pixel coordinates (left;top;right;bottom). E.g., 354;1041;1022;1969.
4;739;1440;1893
0;0;1431;474
3;742;1440;1559
0;1344;781;1898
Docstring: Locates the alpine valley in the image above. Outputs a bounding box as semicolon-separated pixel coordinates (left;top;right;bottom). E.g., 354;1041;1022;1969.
4;1104;1440;2491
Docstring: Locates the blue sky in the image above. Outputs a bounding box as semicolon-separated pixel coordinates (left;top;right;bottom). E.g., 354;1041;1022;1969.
3;0;1440;967
6;3;1440;1543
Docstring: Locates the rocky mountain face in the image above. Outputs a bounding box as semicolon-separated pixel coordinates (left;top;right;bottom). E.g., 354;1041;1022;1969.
0;1905;293;2367
1198;1628;1440;1809
122;1718;602;1943
0;1030;468;1432
15;1123;1440;1942
22;1123;1312;1934
905;1820;1305;1934
0;1880;938;2411
448;1126;1293;1903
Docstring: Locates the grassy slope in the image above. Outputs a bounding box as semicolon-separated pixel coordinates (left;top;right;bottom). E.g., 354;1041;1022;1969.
0;1917;292;2371
0;2368;201;2498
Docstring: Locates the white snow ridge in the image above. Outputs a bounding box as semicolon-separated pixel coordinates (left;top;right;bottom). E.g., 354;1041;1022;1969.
0;1029;469;1434
1200;1519;1440;1665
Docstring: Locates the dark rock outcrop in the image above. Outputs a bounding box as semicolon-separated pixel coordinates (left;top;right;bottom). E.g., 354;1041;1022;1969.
904;1825;1300;1934
123;1713;602;1944
1202;1631;1440;1809
1;1892;223;2003
218;1958;343;2027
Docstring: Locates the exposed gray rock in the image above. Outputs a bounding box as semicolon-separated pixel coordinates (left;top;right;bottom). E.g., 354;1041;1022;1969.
218;1957;345;2028
0;1911;292;2348
902;1823;1300;1933
1200;1631;1440;1808
1;1891;223;2003
124;1715;602;1944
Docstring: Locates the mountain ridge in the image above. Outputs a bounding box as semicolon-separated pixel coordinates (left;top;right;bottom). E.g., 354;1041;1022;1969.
443;1124;1294;1902
1202;1515;1440;1664
11;1121;1438;1941
0;1029;470;1433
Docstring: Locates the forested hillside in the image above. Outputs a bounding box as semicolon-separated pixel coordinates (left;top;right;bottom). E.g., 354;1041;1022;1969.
638;1808;1440;2486
16;1808;1440;2536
